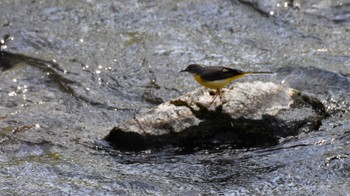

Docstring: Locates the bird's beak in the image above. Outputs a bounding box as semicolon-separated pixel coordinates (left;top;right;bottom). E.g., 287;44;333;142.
180;68;188;73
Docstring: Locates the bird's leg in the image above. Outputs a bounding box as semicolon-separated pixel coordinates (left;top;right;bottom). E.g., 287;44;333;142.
209;89;221;106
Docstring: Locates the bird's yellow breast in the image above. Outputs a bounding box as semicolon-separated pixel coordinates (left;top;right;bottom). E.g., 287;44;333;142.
193;74;246;89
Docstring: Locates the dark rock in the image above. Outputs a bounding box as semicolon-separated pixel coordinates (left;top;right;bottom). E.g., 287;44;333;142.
0;51;23;71
105;82;327;150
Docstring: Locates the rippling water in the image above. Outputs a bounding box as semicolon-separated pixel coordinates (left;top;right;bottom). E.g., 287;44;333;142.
1;0;350;195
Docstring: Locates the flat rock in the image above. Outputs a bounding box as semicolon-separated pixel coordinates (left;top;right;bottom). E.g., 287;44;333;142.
105;82;327;150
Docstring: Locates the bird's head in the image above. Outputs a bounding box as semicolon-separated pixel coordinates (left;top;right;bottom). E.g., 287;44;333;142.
181;64;202;75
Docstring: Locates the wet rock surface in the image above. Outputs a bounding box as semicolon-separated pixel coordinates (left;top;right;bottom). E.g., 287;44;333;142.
106;82;326;150
1;0;350;195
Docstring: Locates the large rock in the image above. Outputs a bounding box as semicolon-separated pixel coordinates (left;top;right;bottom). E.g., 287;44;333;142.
105;82;326;150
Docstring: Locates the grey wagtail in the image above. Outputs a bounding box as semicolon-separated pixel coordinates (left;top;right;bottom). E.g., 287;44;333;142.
181;64;273;105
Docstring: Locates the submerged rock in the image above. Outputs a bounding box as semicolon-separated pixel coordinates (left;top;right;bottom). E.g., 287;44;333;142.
105;82;327;150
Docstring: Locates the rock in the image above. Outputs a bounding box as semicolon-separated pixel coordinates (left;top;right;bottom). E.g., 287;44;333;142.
0;51;24;71
105;82;327;150
238;0;277;16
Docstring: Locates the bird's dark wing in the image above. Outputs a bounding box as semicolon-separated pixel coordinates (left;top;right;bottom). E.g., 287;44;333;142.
200;66;244;81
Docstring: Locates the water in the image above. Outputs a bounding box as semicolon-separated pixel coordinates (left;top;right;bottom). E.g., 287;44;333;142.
1;0;350;195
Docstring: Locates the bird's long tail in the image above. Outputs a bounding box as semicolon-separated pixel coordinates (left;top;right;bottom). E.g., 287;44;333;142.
244;71;274;75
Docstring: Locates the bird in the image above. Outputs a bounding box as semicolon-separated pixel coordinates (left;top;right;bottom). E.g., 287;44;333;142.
181;64;273;105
